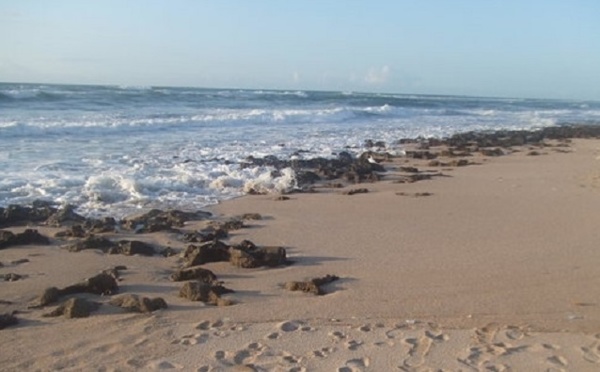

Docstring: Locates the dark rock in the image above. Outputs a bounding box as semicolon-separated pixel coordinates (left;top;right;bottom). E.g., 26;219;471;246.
37;287;62;307
83;217;117;234
182;227;228;243
43;297;100;318
116;240;155;256
123;209;211;233
61;273;118;296
55;224;87;238
1;203;56;228
45;204;85;227
241;213;262;221
399;166;419;173
0;312;18;330
284;275;340;295
0;229;50;249
229;241;287;268
2;273;24;282
480;148;505;157
66;235;117;253
450;159;470;167
109;294;167;313
207;218;245;232
228;248;260;268
342;188;369;195
184;240;230;266
161;246;177;257
274;196;291;201
179;281;233;306
170;266;217;283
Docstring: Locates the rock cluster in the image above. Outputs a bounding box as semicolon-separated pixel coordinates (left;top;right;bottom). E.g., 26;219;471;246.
0;229;50;249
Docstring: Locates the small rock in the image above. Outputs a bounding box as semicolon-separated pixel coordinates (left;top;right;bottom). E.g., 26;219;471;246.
43;297;100;318
109;294;167;313
179;281;234;305
342;188;369;195
0;312;18;330
116;240;155;256
170;266;217;283
285;275;340;295
2;273;24;282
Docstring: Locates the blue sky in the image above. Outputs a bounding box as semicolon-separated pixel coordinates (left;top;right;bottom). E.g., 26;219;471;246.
1;0;599;100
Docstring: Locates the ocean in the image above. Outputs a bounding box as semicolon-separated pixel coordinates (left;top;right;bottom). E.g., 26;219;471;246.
1;82;599;218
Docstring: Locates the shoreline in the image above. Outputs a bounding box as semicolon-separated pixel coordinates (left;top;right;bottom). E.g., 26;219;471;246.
2;126;600;370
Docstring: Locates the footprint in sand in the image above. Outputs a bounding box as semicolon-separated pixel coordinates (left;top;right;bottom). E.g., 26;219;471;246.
329;330;348;341
172;333;209;346
312;346;335;358
277;320;315;333
195;319;244;338
547;355;569;368
345;340;364;351
338;357;370;372
148;360;184;370
400;336;432;369
581;340;600;363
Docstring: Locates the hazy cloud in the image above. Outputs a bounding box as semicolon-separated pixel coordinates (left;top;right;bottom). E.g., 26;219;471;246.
364;65;390;84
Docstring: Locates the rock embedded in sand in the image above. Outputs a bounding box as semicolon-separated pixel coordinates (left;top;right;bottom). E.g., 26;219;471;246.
0;312;19;330
0;229;50;249
229;240;288;268
184;240;230;266
284;275;340;296
109;294;167;313
182;227;228;243
36;272;119;307
0;203;56;228
2;273;24;282
170;266;217;283
179;281;234;306
112;240;156;256
44;204;85;227
43;297;100;319
122;209;212;233
342;188;369;195
65;235;118;253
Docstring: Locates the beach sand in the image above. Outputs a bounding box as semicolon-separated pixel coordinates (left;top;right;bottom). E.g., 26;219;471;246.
2;139;600;371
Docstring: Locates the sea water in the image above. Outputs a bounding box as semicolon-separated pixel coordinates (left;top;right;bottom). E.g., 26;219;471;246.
1;83;599;217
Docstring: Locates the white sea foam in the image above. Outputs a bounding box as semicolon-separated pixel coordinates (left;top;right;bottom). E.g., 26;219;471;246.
2;83;599;217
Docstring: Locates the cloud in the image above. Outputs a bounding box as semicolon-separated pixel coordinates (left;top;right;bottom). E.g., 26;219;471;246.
364;65;390;85
292;71;300;83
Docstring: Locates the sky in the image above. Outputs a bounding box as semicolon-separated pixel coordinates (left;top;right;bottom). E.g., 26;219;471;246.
1;0;599;100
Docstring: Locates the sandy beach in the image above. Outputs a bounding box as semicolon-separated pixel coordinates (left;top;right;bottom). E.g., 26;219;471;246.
2;134;600;371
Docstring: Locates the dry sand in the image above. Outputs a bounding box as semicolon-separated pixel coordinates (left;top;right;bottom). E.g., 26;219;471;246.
2;139;600;371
